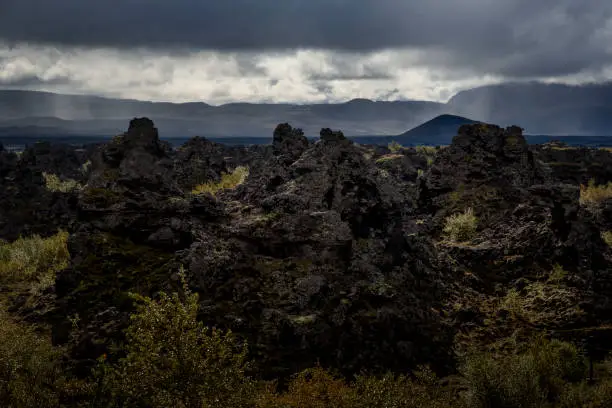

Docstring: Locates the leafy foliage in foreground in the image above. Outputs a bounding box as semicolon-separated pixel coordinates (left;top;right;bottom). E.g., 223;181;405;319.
1;261;611;407
94;274;256;408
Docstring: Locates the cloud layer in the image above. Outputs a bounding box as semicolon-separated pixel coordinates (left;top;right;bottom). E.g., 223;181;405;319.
0;44;509;103
1;1;612;103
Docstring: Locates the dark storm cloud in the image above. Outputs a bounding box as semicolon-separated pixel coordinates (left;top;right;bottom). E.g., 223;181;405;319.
0;75;73;87
1;0;611;78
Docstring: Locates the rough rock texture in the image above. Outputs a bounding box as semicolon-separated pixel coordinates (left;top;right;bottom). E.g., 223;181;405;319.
19;119;608;381
320;128;348;143
272;123;309;162
49;118;453;380
416;124;551;236
19;141;90;182
0;142;80;241
173;136;272;191
533;143;612;186
184;128;452;378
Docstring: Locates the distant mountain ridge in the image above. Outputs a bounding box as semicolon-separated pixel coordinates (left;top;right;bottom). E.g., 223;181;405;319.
447;82;612;135
0;90;446;137
1;81;612;137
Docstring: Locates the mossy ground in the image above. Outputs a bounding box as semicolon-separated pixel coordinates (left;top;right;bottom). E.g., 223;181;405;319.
66;233;176;314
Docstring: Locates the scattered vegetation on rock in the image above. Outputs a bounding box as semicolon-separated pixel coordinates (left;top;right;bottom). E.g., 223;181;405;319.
416;145;437;166
2;295;611;407
43;172;82;193
2;118;612;405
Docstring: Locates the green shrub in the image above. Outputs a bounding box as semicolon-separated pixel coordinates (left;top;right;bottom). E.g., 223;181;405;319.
416;145;437;168
558;377;612;407
388;141;403;153
443;207;478;242
548;264;568;283
601;231;612;248
42;172;82;193
80;160;92;178
580;179;612;208
192;166;249;196
96;271;255;408
0;231;69;293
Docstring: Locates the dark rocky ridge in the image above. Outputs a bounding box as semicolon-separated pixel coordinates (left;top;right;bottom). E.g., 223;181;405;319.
2;118;612;382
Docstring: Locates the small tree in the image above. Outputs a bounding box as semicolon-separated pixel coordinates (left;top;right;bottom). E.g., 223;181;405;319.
99;271;255;408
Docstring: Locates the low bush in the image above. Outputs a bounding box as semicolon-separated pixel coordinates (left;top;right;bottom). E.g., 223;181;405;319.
43;172;82;193
0;231;69;293
192;166;249;196
460;337;587;407
416;145;437;156
579;178;612;208
257;366;456;408
388;141;403;153
375;154;404;164
443;207;478;242
601;231;612;247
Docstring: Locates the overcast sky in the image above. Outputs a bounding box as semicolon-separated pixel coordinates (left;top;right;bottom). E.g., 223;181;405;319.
1;0;611;104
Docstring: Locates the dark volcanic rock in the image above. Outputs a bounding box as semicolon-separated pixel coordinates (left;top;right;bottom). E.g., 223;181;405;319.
173;137;232;190
0;143;80;241
183;125;453;379
533;143;612;186
52;121;453;379
417;124;548;230
19;141;90;182
173;136;272;191
272;123;309;161
417;124;611;355
42;119;612;383
320;128;348;143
